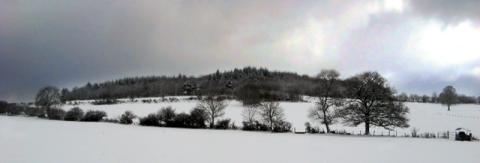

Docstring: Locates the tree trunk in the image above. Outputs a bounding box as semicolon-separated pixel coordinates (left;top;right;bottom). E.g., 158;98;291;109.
43;107;49;118
210;116;215;128
448;105;450;111
322;109;330;133
270;119;274;131
325;123;330;133
364;122;370;135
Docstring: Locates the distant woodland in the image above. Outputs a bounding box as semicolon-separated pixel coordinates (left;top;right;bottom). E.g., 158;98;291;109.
60;67;479;104
61;67;319;101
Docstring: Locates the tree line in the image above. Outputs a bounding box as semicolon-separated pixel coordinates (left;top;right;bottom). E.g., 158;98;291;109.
396;91;479;104
60;67;318;101
0;94;291;133
58;67;479;106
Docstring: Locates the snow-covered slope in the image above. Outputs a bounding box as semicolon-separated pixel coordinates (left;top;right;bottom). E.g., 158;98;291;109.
1;116;478;163
62;98;480;135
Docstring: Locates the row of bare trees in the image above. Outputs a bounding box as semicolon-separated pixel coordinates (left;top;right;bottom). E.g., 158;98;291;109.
241;101;291;132
396;86;477;108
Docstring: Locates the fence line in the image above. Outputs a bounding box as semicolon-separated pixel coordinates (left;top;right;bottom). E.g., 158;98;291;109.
302;128;463;140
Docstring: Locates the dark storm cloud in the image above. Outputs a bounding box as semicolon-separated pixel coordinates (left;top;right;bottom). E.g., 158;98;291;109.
0;0;479;102
0;0;315;101
410;0;480;24
0;1;163;101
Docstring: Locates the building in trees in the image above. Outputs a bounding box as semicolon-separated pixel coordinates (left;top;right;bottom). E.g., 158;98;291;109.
339;72;409;135
439;85;458;111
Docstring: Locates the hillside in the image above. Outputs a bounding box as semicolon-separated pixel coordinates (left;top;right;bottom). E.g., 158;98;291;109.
62;67;320;101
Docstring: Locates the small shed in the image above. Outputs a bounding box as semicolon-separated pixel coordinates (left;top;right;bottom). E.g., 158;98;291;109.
455;128;472;141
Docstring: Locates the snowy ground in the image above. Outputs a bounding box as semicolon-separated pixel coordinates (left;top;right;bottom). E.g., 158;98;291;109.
62;97;480;135
1;116;479;163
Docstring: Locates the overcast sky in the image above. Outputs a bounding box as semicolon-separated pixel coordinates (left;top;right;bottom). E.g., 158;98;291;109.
1;0;480;102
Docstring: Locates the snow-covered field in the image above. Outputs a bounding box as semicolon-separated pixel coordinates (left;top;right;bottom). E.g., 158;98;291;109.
62;97;480;135
1;97;479;163
1;116;479;163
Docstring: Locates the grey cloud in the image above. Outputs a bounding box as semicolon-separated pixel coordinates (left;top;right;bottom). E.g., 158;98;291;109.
398;73;480;96
329;9;480;96
410;0;480;24
0;0;319;101
0;0;479;102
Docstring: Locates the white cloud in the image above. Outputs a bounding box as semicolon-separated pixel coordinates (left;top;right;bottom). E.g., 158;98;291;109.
471;67;480;77
410;20;480;67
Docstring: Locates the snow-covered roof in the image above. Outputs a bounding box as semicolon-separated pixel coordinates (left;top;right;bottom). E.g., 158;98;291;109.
455;128;471;133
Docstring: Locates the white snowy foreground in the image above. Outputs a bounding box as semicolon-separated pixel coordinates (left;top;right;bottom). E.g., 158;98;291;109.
1;116;479;163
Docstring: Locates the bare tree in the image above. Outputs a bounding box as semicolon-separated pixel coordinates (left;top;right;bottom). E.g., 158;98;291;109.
309;100;343;133
35;86;62;110
431;92;438;103
197;96;228;128
157;106;176;126
439;85;457;111
421;95;429;103
309;69;342;133
259;101;284;131
242;106;258;123
397;93;408;102
338;72;409;135
409;94;421;102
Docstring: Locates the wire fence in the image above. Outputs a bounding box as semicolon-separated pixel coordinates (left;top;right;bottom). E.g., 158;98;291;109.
297;128;478;141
